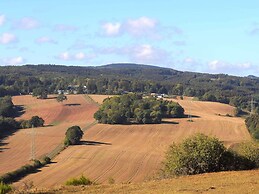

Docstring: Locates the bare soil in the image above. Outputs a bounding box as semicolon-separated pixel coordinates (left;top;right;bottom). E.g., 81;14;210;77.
13;96;251;188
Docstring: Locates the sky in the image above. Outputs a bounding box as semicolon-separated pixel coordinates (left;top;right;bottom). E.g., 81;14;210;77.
1;0;259;76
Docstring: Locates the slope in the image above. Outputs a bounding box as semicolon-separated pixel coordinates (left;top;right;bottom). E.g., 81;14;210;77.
14;96;251;188
0;95;98;175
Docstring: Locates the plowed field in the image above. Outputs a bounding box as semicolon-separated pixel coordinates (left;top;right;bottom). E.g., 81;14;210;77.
14;96;251;188
0;95;98;175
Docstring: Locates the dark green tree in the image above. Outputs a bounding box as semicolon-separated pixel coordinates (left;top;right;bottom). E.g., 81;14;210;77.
56;93;67;103
64;126;83;146
163;134;226;176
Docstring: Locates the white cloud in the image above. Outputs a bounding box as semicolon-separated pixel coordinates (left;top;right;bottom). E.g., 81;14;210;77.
130;44;169;64
35;36;57;44
58;52;70;60
74;52;85;60
0;33;18;44
102;22;121;36
100;17;163;38
126;17;157;36
1;56;25;65
12;17;39;30
208;60;254;75
56;51;94;61
0;14;5;26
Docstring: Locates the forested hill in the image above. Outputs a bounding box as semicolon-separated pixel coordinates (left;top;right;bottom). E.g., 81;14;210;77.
0;63;259;111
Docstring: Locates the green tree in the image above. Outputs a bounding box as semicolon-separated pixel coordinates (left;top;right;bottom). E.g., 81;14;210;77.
32;88;48;99
64;126;83;146
56;94;67;103
163;134;226;176
30;116;44;127
20;116;44;128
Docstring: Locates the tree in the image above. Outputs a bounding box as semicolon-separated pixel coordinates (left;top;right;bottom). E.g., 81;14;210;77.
32;88;48;99
94;94;185;124
20;116;44;128
30;116;44;127
64;126;83;146
56;94;67;103
163;134;226;176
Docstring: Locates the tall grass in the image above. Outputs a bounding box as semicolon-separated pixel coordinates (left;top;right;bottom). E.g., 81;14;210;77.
0;182;12;194
65;175;92;186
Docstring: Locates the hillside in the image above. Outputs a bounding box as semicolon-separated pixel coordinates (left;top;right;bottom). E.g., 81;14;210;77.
16;170;259;194
0;95;98;175
0;63;258;111
13;95;250;188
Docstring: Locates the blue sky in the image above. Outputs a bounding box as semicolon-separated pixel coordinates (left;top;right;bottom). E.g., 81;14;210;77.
1;1;259;76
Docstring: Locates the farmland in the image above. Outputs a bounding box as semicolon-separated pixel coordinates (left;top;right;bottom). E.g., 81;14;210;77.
0;94;98;175
11;95;251;189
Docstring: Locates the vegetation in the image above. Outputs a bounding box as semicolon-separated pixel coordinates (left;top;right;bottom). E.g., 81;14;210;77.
0;96;15;117
64;126;84;146
0;96;20;137
94;93;184;124
65;175;92;186
56;93;67;103
0;181;12;194
0;157;51;184
245;114;259;139
0;64;258;111
20;116;45;129
163;134;259;177
32;87;48;99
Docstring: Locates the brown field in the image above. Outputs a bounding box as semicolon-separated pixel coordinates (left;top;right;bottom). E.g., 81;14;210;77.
13;95;251;189
0;95;98;175
88;94;114;104
20;169;259;194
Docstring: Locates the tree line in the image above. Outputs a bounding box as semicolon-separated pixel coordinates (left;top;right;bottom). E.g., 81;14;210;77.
0;64;258;111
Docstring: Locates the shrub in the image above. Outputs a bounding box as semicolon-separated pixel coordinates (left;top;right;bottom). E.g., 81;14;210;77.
42;156;51;165
235;141;259;168
108;177;115;184
64;126;83;146
163;134;226;176
20;116;45;129
245;114;259;140
0;181;12;194
65;175;92;186
163;134;259;177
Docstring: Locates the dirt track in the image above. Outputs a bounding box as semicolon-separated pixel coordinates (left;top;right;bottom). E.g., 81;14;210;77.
0;95;98;175
13;96;251;188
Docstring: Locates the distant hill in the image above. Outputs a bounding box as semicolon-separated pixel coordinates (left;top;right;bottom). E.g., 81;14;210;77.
0;63;259;110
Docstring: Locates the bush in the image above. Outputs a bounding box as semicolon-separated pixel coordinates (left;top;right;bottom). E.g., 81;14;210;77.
42;156;51;165
235;141;259;168
64;126;83;146
65;175;92;186
163;134;226;176
163;134;259;177
0;181;12;194
245;114;259;140
20;116;45;129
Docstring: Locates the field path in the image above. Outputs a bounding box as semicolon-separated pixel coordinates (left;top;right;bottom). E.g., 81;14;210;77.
0;94;98;175
13;96;251;188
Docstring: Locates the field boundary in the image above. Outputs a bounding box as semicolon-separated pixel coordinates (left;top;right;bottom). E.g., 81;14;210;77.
47;121;98;160
84;94;100;106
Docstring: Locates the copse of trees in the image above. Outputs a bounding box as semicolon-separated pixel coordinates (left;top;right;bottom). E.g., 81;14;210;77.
0;96;15;117
162;134;259;177
20;116;45;129
56;93;67;103
94;93;184;124
64;126;84;146
245;114;259;139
